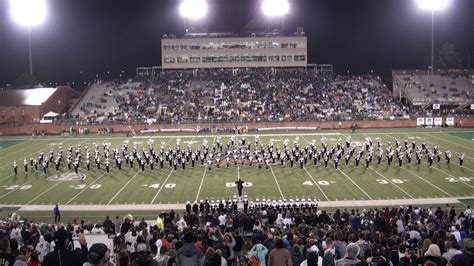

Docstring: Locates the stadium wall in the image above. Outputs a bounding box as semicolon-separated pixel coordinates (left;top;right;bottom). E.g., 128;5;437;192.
0;117;473;136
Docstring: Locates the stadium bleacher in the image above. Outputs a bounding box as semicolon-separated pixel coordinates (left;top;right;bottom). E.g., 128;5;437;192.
68;69;409;125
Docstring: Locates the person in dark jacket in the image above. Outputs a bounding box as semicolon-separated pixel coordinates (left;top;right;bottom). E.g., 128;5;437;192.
452;238;474;266
176;231;204;266
0;238;15;266
131;243;157;266
43;229;87;266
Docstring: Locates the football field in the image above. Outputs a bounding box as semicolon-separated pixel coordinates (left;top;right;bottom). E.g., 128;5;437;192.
0;128;473;209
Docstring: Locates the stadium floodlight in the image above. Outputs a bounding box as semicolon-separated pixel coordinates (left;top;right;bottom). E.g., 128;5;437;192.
179;0;208;20
415;0;450;75
10;0;47;27
416;0;449;11
9;0;47;76
261;0;290;17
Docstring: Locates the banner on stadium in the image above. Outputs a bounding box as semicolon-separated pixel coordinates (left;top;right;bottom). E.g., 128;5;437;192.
425;117;433;126
433;103;440;110
434;117;442;126
446;117;455;126
416;117;425;126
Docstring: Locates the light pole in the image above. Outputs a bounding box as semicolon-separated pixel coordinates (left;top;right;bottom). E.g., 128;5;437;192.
10;0;47;77
261;0;290;33
416;0;450;75
180;0;208;35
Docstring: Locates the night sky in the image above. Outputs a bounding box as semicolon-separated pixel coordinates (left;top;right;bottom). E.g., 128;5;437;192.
0;0;473;87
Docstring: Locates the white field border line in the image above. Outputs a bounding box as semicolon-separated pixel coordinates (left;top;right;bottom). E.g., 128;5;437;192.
269;165;286;200
237;165;240;180
369;167;414;199
428;133;474;152
0;139;48;159
300;134;374;200
0;138;82;169
303;167;330;201
194;136;216;202
65;172;107;204
295;135;330;201
0;175;42;199
4;130;474;142
402;167;453;197
107;171;141;205
26;181;64;205
150;169;174;204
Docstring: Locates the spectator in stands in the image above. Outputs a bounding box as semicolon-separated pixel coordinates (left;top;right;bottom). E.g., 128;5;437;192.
335;243;360;266
84;243;112;266
42;229;86;266
0;238;16;266
452;238;474;266
250;242;268;266
442;240;462;263
154;246;169;266
131;243;157;266
176;232;204;266
268;238;292;266
418;244;447;266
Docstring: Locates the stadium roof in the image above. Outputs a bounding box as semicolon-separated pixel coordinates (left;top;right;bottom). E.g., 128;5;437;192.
0;87;57;106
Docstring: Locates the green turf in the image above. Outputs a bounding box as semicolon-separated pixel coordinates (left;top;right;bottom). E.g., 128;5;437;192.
448;132;474;141
0;139;26;150
0;129;472;209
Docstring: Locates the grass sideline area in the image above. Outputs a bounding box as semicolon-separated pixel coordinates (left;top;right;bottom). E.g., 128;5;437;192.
0;127;472;221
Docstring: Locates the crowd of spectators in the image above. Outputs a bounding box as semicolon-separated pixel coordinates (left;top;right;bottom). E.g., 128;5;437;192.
70;69;410;125
0;203;473;266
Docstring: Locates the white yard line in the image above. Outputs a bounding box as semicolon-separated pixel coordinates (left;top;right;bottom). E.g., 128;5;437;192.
426;164;474;189
107;171;141;205
298;134;373;200
0;140;47;159
402;167;454;197
194;136;216;202
0;173;16;183
150;169;174;204
302;167;330;201
0;176;41;199
428;133;474;152
66;172;107;204
337;169;373;200
416;133;474;160
369;167;414;199
194;168;208;202
269;166;285;200
381;133;474;182
237;165;240;180
26;181;64;204
0;138;81;169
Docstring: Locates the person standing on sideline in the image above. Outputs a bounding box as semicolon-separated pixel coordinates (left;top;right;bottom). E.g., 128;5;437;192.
54;204;60;223
235;178;244;198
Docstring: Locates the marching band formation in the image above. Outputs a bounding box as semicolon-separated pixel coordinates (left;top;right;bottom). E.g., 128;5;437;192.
12;135;465;177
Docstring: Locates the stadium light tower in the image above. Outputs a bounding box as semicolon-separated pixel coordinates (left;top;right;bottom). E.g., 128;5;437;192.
261;0;289;33
180;0;208;34
416;0;450;75
10;0;47;77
